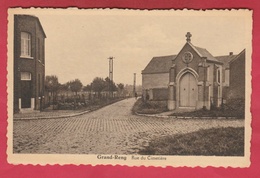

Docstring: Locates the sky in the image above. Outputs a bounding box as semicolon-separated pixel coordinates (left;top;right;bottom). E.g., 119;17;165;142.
12;9;251;86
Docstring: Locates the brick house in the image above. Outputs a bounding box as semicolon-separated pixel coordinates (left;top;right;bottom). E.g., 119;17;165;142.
142;32;245;111
13;15;46;113
226;49;245;101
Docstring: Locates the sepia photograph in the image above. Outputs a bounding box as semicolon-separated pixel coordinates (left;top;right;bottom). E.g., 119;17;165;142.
7;8;252;167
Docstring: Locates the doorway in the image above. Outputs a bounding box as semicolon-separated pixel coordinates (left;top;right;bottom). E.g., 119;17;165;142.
21;81;32;108
179;72;197;107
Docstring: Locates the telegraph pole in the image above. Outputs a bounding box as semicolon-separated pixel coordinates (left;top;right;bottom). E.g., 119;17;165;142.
108;56;114;98
133;73;136;97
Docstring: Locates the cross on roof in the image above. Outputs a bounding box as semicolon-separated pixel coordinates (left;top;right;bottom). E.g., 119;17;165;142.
186;32;192;42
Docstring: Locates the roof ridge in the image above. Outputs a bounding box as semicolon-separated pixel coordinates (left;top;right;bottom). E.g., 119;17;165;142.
215;54;237;58
194;45;206;50
229;49;245;64
153;54;177;58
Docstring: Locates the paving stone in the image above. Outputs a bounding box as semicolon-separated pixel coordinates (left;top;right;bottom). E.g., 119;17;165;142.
13;98;244;154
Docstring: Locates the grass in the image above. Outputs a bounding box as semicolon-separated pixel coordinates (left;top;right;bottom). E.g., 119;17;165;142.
133;98;244;118
132;98;168;114
170;108;244;118
139;127;244;156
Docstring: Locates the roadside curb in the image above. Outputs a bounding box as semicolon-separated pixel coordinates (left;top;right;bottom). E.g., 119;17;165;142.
135;112;239;120
14;98;127;121
14;110;91;121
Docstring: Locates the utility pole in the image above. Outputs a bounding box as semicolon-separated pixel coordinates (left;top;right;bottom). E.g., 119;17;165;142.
108;56;114;98
133;73;136;97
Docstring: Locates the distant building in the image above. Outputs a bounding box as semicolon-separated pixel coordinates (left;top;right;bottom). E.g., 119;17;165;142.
13;15;46;113
142;32;245;111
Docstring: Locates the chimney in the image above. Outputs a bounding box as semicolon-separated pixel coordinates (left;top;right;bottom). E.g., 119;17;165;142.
229;52;233;56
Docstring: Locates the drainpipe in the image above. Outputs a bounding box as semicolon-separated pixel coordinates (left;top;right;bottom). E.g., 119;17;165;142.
34;22;37;111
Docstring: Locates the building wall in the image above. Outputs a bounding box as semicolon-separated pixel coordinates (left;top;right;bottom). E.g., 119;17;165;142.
174;44;202;76
150;88;168;101
228;52;245;100
142;73;169;101
142;73;169;90
13;15;46;113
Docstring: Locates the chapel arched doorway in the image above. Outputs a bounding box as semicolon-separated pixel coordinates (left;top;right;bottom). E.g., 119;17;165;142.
179;72;197;107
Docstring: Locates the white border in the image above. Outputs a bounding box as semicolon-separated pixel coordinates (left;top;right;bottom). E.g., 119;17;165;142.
7;8;252;167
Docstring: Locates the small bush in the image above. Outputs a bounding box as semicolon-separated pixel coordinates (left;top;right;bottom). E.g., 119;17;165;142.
225;98;245;112
56;98;123;110
171;108;244;118
132;98;168;114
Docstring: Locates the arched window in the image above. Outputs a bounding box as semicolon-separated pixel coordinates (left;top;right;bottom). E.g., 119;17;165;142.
217;69;221;84
21;32;31;57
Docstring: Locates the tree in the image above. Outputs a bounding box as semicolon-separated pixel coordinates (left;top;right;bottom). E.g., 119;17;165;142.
45;75;60;93
67;79;83;96
59;83;69;92
91;77;106;98
117;83;124;91
45;75;60;108
58;83;70;102
104;77;117;92
83;84;92;92
117;83;125;97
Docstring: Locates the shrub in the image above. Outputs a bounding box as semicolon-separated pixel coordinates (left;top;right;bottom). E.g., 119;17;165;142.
132;98;168;114
225;98;245;111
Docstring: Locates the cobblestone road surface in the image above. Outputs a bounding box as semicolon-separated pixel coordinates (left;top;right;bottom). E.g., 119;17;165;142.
13;98;244;154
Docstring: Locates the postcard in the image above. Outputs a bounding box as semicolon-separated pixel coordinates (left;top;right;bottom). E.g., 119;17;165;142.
7;8;252;167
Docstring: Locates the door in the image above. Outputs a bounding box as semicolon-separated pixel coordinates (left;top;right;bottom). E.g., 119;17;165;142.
21;81;31;108
179;73;197;107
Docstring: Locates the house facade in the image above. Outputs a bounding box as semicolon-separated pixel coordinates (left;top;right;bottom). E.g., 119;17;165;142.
142;32;245;111
13;15;46;113
227;49;246;101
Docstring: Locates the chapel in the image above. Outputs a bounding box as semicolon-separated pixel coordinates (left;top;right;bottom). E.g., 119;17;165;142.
142;32;245;111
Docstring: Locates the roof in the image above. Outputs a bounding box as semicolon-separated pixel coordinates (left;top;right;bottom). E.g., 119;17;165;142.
142;42;241;75
229;49;245;65
142;55;176;74
15;15;47;38
191;44;220;63
215;54;238;68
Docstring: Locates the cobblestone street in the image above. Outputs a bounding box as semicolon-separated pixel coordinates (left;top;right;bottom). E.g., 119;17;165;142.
13;98;244;154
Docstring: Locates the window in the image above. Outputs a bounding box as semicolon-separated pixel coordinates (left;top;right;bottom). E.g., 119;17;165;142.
38;74;41;95
21;32;31;57
206;67;209;81
217;69;221;84
225;69;230;86
42;43;44;64
37;38;40;61
21;72;31;81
